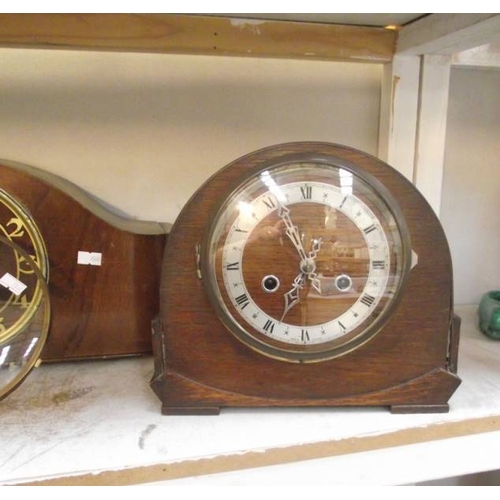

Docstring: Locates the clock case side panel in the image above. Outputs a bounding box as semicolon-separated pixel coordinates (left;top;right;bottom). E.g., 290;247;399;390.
153;142;461;414
0;161;168;361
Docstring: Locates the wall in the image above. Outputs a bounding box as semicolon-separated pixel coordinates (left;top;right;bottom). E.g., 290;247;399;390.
440;67;500;305
0;48;382;225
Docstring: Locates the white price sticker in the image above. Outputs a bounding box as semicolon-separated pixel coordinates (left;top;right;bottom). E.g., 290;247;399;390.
0;273;28;296
77;251;103;266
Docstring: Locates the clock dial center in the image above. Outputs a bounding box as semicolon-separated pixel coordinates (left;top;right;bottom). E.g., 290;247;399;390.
299;257;316;275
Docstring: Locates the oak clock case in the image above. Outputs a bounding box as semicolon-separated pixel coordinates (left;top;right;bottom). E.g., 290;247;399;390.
151;142;461;415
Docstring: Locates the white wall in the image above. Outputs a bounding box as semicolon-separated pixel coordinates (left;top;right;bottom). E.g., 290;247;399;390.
0;49;382;224
440;67;500;305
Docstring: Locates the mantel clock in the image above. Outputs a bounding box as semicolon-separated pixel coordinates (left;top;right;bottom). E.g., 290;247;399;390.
151;142;461;415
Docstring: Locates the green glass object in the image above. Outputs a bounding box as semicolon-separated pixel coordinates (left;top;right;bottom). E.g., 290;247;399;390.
478;291;500;340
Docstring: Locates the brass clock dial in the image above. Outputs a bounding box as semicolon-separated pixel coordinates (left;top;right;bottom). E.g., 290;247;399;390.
0;189;48;345
202;157;411;362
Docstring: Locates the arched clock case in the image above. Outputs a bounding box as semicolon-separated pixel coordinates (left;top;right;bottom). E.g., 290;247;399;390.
151;142;461;415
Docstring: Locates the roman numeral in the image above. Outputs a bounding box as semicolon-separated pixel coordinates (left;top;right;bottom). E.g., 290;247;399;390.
372;260;386;270
339;196;347;209
301;329;310;342
235;293;250;310
226;262;240;271
262;196;276;210
363;224;377;234
263;319;275;333
235;227;248;233
300;185;312;200
360;294;375;307
338;321;346;333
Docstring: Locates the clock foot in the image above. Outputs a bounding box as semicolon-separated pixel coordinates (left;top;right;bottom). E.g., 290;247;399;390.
161;405;221;416
390;404;449;414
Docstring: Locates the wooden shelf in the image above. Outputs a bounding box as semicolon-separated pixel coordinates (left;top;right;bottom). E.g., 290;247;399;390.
0;305;499;485
0;13;396;63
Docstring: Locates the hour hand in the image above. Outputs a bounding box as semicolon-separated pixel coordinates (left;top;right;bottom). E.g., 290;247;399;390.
281;273;305;322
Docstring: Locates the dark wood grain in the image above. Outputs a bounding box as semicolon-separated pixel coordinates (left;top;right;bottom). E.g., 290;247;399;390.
0;162;167;361
151;142;461;414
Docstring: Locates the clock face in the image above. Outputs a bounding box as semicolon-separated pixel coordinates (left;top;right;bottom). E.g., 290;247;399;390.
0;189;48;345
202;157;411;362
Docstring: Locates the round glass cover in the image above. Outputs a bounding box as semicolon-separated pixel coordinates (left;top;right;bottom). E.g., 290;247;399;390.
202;157;411;363
0;236;50;401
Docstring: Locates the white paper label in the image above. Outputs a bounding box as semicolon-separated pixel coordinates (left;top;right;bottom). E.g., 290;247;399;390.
0;272;28;296
77;251;102;266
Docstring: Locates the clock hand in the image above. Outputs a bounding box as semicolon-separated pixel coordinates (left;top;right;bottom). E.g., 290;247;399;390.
280;273;306;322
278;204;324;320
309;237;322;259
281;238;324;321
305;238;322;294
278;204;308;261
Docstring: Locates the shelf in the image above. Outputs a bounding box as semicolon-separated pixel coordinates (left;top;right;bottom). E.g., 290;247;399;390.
0;305;499;485
0;14;396;63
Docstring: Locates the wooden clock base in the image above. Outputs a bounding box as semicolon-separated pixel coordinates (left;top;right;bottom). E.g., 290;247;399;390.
154;370;459;416
150;314;461;416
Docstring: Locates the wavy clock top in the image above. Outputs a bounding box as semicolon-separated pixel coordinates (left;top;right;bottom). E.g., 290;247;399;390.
0;159;171;235
0;159;168;362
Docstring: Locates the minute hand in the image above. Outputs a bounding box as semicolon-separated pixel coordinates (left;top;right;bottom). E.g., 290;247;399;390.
278;204;307;261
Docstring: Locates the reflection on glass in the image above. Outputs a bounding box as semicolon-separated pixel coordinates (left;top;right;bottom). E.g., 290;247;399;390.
260;171;286;203
339;168;353;195
0;345;10;365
